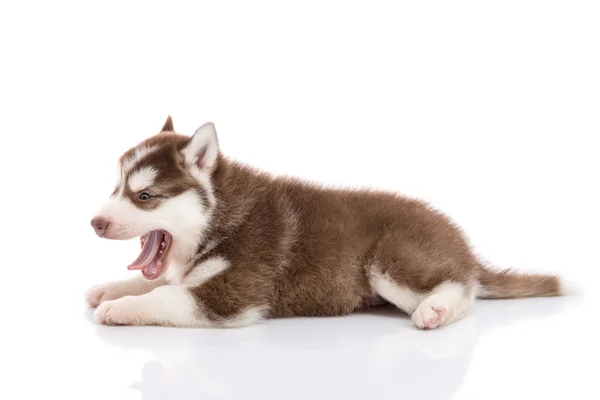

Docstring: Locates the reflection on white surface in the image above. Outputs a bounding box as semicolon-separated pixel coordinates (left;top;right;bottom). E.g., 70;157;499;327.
81;295;584;400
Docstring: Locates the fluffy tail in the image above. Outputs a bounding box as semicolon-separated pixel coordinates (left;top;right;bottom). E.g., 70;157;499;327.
477;266;571;299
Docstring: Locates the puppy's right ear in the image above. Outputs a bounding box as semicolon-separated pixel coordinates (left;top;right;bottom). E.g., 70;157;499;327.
160;115;174;132
182;122;219;174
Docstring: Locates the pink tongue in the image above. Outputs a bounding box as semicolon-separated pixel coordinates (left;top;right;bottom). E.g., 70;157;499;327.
128;231;163;271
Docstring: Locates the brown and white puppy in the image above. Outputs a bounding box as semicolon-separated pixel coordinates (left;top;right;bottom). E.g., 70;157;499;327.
85;116;576;329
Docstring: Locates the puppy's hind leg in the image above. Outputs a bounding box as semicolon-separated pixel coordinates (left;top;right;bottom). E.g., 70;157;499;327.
369;269;425;316
369;268;475;330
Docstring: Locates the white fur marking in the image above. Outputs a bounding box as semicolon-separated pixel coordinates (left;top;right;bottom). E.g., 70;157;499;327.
94;286;267;328
411;282;473;329
369;267;473;330
128;166;158;192
95;285;211;327
85;275;166;307
370;271;423;315
183;256;231;286
96;189;208;245
115;145;159;195
95;189;211;284
559;277;583;295
221;306;268;328
122;145;159;174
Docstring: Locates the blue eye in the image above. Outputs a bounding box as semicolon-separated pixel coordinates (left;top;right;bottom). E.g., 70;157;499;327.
139;192;151;200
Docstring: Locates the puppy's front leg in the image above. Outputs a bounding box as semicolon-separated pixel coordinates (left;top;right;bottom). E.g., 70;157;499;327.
94;285;201;326
94;278;269;328
85;274;166;307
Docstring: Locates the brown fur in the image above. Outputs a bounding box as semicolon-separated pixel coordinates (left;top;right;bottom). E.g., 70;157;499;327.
132;135;561;322
119;120;564;325
478;267;560;298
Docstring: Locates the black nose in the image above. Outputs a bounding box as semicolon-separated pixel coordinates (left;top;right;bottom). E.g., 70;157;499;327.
91;217;110;237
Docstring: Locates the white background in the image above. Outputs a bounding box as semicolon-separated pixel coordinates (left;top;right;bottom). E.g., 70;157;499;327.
1;1;598;399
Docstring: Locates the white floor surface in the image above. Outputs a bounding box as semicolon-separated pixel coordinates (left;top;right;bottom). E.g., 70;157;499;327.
3;274;595;400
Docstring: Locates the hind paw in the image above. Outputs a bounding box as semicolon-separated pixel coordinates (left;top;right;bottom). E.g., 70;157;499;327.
412;303;448;330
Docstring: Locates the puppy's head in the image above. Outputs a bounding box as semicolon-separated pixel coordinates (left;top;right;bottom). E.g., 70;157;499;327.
90;116;219;279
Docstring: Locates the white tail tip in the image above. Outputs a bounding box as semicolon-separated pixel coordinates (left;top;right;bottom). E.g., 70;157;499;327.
560;278;583;296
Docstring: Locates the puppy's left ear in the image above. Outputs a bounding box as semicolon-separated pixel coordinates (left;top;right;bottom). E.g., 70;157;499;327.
160;115;174;132
182;122;219;173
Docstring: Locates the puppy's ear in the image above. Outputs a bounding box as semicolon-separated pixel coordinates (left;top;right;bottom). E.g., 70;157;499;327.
160;115;174;132
182;122;219;173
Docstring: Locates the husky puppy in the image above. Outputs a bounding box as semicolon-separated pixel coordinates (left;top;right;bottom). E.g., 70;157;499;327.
86;116;569;329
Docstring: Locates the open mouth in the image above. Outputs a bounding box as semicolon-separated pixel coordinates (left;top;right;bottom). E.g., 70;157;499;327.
127;230;172;279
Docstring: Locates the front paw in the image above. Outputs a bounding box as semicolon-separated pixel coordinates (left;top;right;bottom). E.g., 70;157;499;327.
85;282;125;307
94;297;143;326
